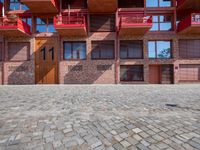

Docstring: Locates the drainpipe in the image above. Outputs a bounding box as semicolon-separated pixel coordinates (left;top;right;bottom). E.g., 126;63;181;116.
115;10;119;84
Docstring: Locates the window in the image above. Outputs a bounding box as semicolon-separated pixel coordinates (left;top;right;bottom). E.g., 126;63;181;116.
36;18;56;33
8;42;30;61
90;15;115;32
179;40;200;58
151;15;172;31
120;65;144;81
10;0;29;10
63;42;86;60
146;0;172;7
120;40;143;59
148;41;172;59
91;41;114;59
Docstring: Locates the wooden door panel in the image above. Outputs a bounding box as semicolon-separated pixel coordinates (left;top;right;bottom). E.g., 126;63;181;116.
149;65;160;84
35;38;58;84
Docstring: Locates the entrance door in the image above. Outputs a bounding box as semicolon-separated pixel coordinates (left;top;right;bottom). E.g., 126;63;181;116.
149;65;161;84
35;38;58;84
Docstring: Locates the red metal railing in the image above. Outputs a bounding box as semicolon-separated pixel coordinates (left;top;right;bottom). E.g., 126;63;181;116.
177;13;200;32
177;0;185;7
54;14;86;28
119;14;152;29
0;17;31;35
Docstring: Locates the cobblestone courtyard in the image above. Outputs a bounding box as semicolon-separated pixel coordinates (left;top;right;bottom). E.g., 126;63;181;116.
0;85;200;150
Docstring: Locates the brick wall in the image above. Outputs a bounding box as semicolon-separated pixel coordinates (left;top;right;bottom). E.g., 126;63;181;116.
2;37;35;85
59;32;116;84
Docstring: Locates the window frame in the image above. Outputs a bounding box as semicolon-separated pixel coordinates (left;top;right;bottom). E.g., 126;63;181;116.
148;40;173;59
120;40;143;59
63;41;87;60
150;15;173;31
7;42;30;62
146;0;172;7
91;41;115;60
36;17;56;33
9;0;29;10
120;65;144;82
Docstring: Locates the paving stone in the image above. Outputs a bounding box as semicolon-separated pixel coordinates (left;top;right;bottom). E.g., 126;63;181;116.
120;140;131;148
0;85;200;150
132;128;142;134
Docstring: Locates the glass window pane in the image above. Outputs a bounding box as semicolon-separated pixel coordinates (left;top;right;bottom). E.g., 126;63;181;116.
148;42;156;58
120;66;128;81
120;48;127;59
159;0;171;7
157;41;171;58
36;25;46;32
160;23;172;31
73;43;86;59
151;23;159;31
146;0;158;7
64;43;72;59
48;25;56;32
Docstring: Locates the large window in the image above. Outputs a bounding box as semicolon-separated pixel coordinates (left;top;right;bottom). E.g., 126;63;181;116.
151;15;173;31
148;41;172;59
179;40;200;58
63;42;86;60
36;18;56;33
90;15;115;32
120;65;144;81
146;0;172;7
8;42;30;61
120;40;143;59
9;0;29;10
91;41;114;59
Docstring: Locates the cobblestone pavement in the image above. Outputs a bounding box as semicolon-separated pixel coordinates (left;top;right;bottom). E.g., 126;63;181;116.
0;85;200;150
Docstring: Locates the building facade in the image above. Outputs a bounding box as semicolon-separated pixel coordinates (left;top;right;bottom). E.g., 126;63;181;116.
0;0;200;84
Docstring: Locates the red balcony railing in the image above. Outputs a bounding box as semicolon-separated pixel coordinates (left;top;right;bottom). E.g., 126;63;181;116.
177;13;200;33
177;0;185;7
177;0;200;10
119;15;152;29
0;17;31;36
54;15;86;28
54;14;87;36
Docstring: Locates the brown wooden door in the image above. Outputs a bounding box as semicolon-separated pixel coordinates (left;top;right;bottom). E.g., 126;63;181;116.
149;65;161;84
35;38;58;84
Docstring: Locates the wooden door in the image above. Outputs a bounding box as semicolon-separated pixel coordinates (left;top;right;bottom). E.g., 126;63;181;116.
149;65;161;84
35;38;58;84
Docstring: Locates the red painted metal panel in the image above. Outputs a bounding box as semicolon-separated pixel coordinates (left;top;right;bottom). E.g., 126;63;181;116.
0;17;31;36
118;12;152;30
177;13;200;33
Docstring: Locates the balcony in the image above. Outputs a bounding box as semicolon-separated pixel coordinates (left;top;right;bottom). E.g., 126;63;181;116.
177;13;200;34
87;0;117;13
177;0;200;10
54;14;87;36
0;17;31;37
20;0;58;13
119;13;152;35
0;2;2;15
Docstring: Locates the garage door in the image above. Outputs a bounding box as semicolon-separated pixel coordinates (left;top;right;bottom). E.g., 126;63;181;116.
179;65;200;82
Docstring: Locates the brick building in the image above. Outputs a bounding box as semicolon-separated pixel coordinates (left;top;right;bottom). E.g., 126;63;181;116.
0;0;200;84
